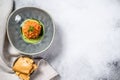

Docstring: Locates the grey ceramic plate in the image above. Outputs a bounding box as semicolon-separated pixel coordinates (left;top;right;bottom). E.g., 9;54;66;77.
7;7;55;55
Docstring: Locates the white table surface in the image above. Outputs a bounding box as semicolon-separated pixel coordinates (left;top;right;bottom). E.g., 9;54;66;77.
1;0;120;80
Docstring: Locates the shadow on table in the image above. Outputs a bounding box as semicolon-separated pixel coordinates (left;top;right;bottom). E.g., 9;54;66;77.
51;75;61;80
41;23;63;62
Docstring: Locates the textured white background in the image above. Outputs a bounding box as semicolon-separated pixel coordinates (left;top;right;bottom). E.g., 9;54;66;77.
1;0;120;80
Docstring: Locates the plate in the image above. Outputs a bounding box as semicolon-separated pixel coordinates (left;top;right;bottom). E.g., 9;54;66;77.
7;7;55;55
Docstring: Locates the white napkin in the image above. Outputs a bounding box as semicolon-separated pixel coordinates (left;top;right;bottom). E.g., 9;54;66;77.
31;59;58;80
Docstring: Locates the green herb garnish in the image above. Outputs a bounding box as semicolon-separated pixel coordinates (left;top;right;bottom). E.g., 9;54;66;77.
28;26;34;32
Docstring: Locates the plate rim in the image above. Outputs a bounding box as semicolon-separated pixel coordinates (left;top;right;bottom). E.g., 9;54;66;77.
7;7;55;55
